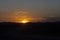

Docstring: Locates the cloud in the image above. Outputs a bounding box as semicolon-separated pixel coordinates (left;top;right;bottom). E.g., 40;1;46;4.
43;17;60;22
48;16;56;17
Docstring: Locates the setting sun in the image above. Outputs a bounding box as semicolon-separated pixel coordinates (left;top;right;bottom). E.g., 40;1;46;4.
20;19;29;23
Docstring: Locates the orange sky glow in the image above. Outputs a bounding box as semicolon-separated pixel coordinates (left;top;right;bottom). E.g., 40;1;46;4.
0;10;45;23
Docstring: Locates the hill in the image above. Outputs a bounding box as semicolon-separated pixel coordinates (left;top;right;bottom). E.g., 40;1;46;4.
0;22;60;40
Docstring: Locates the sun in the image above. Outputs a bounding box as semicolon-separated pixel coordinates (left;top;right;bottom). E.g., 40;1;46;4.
21;20;29;23
20;19;29;23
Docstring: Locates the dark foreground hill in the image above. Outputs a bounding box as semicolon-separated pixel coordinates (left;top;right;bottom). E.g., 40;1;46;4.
0;22;60;40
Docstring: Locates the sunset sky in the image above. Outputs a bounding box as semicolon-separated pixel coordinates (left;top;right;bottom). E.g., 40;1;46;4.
0;0;60;22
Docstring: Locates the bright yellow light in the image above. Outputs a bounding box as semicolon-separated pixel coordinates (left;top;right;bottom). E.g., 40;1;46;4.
20;19;29;23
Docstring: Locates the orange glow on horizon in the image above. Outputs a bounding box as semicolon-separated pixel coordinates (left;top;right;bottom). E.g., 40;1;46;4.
19;19;30;23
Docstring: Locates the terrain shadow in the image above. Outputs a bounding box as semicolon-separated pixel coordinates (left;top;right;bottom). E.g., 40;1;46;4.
0;22;60;40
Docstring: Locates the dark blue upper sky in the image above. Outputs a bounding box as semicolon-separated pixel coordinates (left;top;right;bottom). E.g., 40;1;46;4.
0;0;60;22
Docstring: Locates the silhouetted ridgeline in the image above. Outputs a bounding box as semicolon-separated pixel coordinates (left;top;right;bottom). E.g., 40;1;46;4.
0;22;60;34
0;22;60;40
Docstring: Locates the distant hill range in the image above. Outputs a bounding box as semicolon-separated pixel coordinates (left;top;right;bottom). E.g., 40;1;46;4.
0;22;60;40
0;22;60;37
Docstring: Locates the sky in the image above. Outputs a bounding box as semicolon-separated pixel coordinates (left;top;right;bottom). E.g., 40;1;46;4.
0;0;60;22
